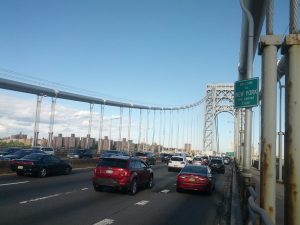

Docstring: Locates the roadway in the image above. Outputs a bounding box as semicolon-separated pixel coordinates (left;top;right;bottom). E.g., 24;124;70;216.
0;163;229;225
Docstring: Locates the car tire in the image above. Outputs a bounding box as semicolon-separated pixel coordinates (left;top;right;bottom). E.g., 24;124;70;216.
16;171;24;176
168;167;171;172
39;168;47;177
207;185;213;195
147;175;154;189
129;178;137;195
94;185;103;192
64;166;72;175
176;187;182;193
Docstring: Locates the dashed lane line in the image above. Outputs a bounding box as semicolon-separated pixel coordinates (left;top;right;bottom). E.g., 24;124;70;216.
0;181;30;187
135;200;149;206
20;193;62;204
160;189;170;194
93;219;114;225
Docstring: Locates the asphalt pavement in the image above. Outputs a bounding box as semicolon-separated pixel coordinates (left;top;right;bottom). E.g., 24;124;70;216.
0;164;229;225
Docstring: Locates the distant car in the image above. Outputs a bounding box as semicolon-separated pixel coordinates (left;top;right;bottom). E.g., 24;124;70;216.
100;150;129;158
0;147;22;157
160;153;173;163
177;164;215;194
209;158;225;174
192;157;203;165
135;152;156;165
223;156;231;165
67;149;94;159
32;146;55;155
93;156;153;195
11;153;72;177
168;155;188;172
186;155;193;163
2;149;46;161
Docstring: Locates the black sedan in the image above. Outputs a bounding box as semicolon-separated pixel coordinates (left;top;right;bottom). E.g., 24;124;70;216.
11;153;72;177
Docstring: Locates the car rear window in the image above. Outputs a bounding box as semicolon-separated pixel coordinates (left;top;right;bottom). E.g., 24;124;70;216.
211;159;223;164
181;166;207;175
171;157;183;161
98;158;128;168
135;152;146;156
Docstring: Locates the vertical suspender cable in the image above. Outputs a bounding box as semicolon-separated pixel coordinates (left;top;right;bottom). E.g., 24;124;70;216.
118;107;123;150
159;110;162;152
152;110;156;147
146;109;150;149
176;110;180;150
169;110;172;149
127;107;132;152
138;109;142;151
87;103;94;149
182;109;186;151
98;104;105;153
162;110;166;151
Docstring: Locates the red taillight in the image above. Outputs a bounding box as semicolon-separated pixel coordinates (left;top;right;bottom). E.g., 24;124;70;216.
119;169;129;177
178;175;187;179
22;161;34;165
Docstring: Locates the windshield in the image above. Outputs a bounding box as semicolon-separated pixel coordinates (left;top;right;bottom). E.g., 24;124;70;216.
171;157;183;162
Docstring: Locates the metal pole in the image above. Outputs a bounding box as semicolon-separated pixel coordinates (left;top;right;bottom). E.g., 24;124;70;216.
97;104;104;154
162;110;166;152
277;81;284;183
33;95;43;147
48;96;57;147
240;0;254;176
146;109;150;150
259;34;281;223
284;18;300;224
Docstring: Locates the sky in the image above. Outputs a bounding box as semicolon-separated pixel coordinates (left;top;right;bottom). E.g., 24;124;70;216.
0;1;291;153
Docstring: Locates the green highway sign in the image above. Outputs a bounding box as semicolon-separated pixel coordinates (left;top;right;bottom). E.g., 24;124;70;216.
234;77;259;108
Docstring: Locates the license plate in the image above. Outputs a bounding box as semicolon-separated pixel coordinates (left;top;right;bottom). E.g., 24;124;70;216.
106;170;113;174
17;165;23;170
189;178;195;182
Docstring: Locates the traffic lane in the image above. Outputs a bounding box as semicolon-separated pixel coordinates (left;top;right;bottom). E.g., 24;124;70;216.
0;169;94;205
0;164;226;225
0;170;225;225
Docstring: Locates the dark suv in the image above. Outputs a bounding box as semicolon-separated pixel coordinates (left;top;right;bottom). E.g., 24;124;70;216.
209;158;225;174
135;152;156;165
67;149;94;159
93;156;154;195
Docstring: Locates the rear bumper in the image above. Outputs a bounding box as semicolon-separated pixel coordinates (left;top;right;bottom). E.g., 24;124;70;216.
177;182;210;191
93;177;130;188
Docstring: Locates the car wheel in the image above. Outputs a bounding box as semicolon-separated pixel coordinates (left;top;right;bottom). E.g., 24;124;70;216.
129;179;137;195
207;185;213;195
16;171;24;176
64;166;72;175
94;185;103;192
168;167;171;172
39;168;47;177
147;175;154;189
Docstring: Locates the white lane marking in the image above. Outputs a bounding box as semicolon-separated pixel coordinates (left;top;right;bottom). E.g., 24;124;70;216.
161;189;170;194
0;181;30;187
19;193;62;204
93;219;114;225
81;188;89;191
135;200;149;206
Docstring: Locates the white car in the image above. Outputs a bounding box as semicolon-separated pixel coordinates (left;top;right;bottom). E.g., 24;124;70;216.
168;156;188;172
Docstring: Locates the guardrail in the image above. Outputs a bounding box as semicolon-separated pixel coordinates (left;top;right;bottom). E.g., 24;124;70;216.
247;186;274;225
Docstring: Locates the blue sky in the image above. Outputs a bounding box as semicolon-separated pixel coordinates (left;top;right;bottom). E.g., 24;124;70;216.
0;1;291;153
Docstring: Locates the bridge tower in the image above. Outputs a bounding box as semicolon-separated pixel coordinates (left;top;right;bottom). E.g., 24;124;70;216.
203;84;235;154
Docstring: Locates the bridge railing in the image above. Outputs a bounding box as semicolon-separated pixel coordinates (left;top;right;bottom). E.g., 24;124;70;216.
247;186;274;225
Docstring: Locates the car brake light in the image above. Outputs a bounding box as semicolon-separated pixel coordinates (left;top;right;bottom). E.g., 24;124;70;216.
119;169;129;177
178;175;187;179
22;161;34;165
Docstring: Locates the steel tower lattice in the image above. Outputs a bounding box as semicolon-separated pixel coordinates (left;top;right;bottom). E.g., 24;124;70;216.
203;84;235;153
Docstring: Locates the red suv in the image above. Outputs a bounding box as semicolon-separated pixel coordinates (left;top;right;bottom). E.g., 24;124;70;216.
93;156;154;195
